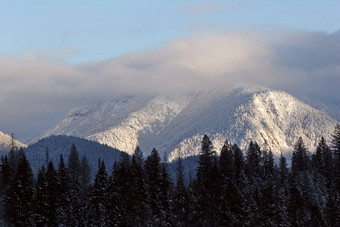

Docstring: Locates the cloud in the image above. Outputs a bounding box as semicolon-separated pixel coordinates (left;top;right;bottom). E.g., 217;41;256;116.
1;29;340;140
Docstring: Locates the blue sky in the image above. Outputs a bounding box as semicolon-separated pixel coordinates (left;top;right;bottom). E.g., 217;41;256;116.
1;0;339;64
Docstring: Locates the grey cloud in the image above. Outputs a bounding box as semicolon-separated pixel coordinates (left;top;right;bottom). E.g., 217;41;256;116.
0;30;339;141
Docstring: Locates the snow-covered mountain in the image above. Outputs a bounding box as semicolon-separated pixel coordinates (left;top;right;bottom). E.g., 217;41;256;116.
0;131;27;155
32;86;339;161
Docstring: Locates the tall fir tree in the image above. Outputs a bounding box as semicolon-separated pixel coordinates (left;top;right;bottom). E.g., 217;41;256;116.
195;134;220;226
9;156;34;226
233;143;245;184
86;161;108;226
56;155;70;226
220;139;235;182
67;144;82;226
129;146;151;225
79;155;91;200
145;148;163;223
34;166;49;226
173;155;191;226
245;141;262;178
292;137;310;173
331;124;340;193
46;161;58;226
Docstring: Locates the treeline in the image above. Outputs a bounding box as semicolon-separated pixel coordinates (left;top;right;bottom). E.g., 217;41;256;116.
1;125;340;226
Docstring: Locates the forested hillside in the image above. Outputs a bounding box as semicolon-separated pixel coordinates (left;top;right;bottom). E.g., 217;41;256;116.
0;125;340;226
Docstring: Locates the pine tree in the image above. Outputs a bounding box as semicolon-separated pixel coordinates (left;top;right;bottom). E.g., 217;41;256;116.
86;161;108;226
34;166;49;226
129;146;150;225
331;124;340;193
0;156;11;222
262;149;274;179
195;135;220;225
9;156;35;226
56;155;70;226
67;143;80;189
107;153;133;226
325;187;340;226
312;137;326;172
46;161;58;226
258;184;288;226
159;163;172;226
279;153;288;178
288;176;309;226
173;155;191;225
79;155;91;200
196;135;215;182
245;141;261;178
67;144;81;226
106;163;120;225
220;139;234;182
292;137;310;173
145;148;163;224
233;143;245;184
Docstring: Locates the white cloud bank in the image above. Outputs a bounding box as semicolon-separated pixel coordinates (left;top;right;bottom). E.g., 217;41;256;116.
1;30;339;140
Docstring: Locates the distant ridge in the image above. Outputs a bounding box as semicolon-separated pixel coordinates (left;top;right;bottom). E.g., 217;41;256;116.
25;135;123;177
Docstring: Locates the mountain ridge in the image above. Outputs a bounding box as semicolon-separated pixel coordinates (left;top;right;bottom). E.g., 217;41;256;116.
31;86;339;161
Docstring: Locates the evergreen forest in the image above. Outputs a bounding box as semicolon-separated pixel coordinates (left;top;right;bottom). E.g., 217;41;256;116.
1;124;340;226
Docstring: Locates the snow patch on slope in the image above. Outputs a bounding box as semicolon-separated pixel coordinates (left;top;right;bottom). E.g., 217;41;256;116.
0;131;27;154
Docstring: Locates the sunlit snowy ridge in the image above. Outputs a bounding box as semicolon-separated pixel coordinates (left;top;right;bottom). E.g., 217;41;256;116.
31;86;339;161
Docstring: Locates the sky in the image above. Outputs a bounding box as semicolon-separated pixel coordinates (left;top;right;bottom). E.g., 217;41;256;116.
1;0;340;141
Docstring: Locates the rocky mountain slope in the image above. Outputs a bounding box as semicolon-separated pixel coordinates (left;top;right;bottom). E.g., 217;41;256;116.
32;86;339;161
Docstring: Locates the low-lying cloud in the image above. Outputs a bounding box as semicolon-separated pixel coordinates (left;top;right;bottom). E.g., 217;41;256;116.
1;29;339;140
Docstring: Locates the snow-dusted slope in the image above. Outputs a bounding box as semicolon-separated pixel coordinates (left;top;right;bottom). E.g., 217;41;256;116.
0;131;27;154
33;86;339;161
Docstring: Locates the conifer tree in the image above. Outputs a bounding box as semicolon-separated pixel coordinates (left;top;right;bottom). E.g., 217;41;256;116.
173;155;191;225
325;187;340;226
233;143;245;184
67;143;80;189
106;162;120;225
0;156;11;221
86;161;108;226
288;177;309;226
331;124;340;193
34;166;49;226
159;163;172;226
56;155;70;225
195;134;220;225
9;156;34;226
129;146;150;225
262;148;274;179
46;161;58;226
67;144;81;226
107;153;133;226
145;148;163;223
258;184;288;226
79;155;91;200
292;137;310;173
245;141;261;178
220;139;234;181
312;136;327;172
